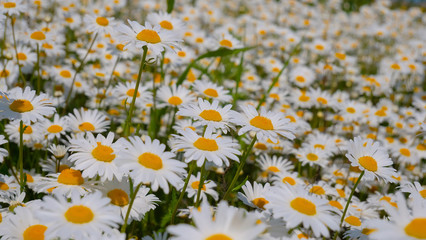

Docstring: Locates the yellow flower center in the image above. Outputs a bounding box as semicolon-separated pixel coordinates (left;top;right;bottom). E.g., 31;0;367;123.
299;95;310;102
315;44;324;50
59;164;70;172
4;2;16;8
30;31;46;41
191;181;206;191
314;144;325;149
9;99;34;113
26;173;34;183
361;228;376;235
219;39;233;48
64;205;94;224
254;142;267;150
0;70;10;77
282;177;296;185
57;169;84;185
136;29;161;44
400;148;411;157
21;125;33;134
96;17;109;26
177;51;186;57
306;153;318;161
419;190;426;199
345;216;362;226
309;186;325;195
317;97;328;105
138;152;163;170
78;122;95;132
17;53;27;61
91;142;115;162
47;124;63;133
159;20;173;30
267;166;280;172
199;110;222;122
58;70;71;78
295;76;305;83
23;224;47;240
252;197;269;209
168;96;183;106
329;200;343;210
205;234;233;240
0;182;9;190
107;189;129;206
336;188;346;198
126;88;140;97
346;107;356;113
405;218;426;239
203;88;219;97
193;137;219;151
290;197;316;216
358;156;378;172
250;116;274;130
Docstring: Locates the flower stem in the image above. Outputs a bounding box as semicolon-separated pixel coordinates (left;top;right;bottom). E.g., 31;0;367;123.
123;46;148;137
171;161;195;224
10;16;26;86
63;32;98;113
121;182;142;233
223;135;257;200
195;160;207;207
332;170;365;240
36;44;42;94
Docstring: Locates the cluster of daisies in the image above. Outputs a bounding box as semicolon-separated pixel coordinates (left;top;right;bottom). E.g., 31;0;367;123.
0;0;425;239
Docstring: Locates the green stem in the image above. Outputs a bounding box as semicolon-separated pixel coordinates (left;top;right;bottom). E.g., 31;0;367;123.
195;160;207;207
223;135;257;200
171;161;195;224
332;170;365;240
121;182;142;233
63;32;98;113
10;16;26;86
123;46;148;137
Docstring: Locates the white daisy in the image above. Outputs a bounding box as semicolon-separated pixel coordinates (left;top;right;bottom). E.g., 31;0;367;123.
0;206;48;240
238;181;271;210
67;107;110;133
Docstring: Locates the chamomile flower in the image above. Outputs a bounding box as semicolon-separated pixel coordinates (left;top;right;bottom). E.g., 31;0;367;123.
193;80;232;102
117;136;186;193
37;191;122;239
146;11;185;33
0;206;48;240
157;84;195;108
0;174;19;201
400;181;426;200
67;107;110;133
167;201;266;240
3;87;55;124
177;98;236;133
0;0;27;16
346;137;396;182
257;154;294;179
115;20;182;55
238;181;271;210
172;127;241;167
102;178;159;222
296;146;330;168
68;132;124;181
84;14;115;34
184;173;218;203
232;105;296;143
265;185;339;238
38;114;69;140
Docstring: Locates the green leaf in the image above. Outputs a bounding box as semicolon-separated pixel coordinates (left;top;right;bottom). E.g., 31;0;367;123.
232;176;248;192
176;46;255;86
167;0;175;13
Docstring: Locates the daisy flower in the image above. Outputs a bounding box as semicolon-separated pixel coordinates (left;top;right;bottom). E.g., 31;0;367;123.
117;136;186;193
192;80;232;102
32;168;99;197
272;171;304;187
0;174;19;202
368;193;426;240
156;84;195;108
238;181;271;210
101;178;159;222
68;132;124;182
345;137;396;182
115;20;182;55
0;206;48;240
2;87;55;124
84;14;115;34
265;185;339;238
400;181;426;200
296;145;330;168
146;11;185;33
257;154;294;179
0;91;21;120
167;201;266;240
38;114;69;140
113;81;152;109
214;32;243;49
37;191;122;239
177;98;237;133
67;107;110;133
172;127;241;167
232;105;296;143
184;172;218;203
0;0;27;16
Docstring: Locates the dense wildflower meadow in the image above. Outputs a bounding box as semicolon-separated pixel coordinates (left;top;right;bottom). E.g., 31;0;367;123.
0;0;425;239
